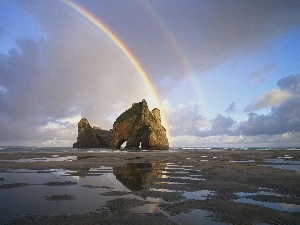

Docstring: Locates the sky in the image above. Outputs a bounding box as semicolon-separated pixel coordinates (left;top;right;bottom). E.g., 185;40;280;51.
0;0;300;148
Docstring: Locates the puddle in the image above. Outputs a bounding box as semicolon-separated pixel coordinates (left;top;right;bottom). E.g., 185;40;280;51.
161;176;204;181
260;158;300;172
260;164;300;172
149;188;177;192
160;170;189;174
277;155;294;159
152;181;188;185
229;160;256;163
64;167;113;176
1;155;77;163
131;203;162;214
235;189;283;197
235;198;300;212
235;191;300;212
0;168;130;221
183;190;214;200
0;161;216;224
172;209;225;225
130;197;164;214
264;158;300;164
171;176;204;181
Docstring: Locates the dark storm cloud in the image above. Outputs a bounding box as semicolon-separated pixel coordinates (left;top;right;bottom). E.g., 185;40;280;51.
239;74;300;135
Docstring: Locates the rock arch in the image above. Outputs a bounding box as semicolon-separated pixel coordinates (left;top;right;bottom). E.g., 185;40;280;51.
110;99;169;150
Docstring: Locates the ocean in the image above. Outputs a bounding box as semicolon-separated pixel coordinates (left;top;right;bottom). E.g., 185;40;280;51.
0;146;299;153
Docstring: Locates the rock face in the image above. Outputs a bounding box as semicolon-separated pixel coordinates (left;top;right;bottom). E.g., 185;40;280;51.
73;118;113;148
110;99;169;150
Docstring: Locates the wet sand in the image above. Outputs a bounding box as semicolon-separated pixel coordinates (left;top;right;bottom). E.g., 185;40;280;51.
0;150;299;224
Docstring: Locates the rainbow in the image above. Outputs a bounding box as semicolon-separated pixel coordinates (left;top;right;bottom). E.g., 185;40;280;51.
137;0;206;113
62;0;171;142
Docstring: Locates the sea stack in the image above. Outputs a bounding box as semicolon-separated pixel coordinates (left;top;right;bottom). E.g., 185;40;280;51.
110;99;169;150
73;118;113;148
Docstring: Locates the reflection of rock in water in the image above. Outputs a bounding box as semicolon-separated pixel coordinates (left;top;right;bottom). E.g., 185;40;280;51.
113;162;165;191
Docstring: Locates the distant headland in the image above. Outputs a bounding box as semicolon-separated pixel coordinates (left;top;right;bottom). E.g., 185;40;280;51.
73;99;169;150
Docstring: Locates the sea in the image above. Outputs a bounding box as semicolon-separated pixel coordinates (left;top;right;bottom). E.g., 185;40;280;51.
0;146;299;153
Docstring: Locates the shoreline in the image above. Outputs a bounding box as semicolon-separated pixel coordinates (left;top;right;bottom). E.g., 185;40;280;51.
0;150;299;224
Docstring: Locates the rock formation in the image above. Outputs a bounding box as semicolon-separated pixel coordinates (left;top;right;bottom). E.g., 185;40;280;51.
73;118;113;148
110;99;169;150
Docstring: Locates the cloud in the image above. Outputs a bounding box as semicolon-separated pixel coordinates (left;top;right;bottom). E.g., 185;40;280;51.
200;114;235;137
0;1;154;146
74;1;300;92
168;74;300;146
277;73;300;92
240;74;300;136
171;132;300;148
225;102;236;114
245;89;295;111
163;101;209;137
163;101;235;138
249;64;276;85
144;0;300;81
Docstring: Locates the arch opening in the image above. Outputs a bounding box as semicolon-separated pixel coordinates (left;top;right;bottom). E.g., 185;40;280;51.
120;141;127;149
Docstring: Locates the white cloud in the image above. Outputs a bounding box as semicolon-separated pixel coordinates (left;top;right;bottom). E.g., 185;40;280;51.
163;101;209;137
163;100;237;140
172;133;300;148
245;89;295;112
240;74;300;136
39;115;81;132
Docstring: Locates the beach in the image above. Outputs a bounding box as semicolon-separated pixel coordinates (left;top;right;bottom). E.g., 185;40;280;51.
0;149;299;224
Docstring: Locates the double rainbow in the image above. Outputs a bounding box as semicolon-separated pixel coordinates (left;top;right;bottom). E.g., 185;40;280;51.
62;0;170;141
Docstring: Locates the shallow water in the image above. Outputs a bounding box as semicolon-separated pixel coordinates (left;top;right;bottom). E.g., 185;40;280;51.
0;162;222;224
13;155;77;162
183;190;214;200
235;198;300;212
172;209;225;225
0;169;129;220
234;190;300;212
260;158;300;172
1;150;299;224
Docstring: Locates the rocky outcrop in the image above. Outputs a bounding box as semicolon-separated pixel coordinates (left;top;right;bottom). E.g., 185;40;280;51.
73;118;113;148
110;99;169;150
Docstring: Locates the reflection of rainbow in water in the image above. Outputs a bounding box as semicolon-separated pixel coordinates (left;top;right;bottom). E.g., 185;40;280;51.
62;0;171;143
149;199;162;214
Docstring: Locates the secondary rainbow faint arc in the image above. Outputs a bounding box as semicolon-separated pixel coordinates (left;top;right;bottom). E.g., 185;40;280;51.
137;0;206;112
62;0;171;143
